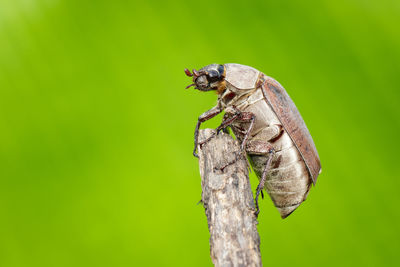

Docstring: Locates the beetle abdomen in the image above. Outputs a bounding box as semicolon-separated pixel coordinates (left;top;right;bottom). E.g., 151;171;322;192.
230;91;313;218
249;132;312;218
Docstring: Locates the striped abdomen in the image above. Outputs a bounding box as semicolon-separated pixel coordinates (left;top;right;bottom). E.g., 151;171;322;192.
249;130;312;218
230;89;313;218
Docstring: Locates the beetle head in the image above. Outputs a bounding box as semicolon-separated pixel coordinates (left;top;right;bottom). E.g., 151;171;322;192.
185;64;225;92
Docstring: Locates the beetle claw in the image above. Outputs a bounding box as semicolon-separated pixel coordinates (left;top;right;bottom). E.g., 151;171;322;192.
199;132;217;148
213;150;246;172
254;186;263;217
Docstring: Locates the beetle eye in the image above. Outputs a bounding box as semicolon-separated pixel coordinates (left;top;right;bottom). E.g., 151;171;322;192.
207;70;220;82
217;64;224;76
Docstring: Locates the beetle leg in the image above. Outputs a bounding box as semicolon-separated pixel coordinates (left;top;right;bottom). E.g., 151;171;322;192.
212;150;249;173
193;106;222;157
255;148;275;217
198;112;240;149
215;108;256;151
239;113;255;151
216;113;241;134
199;107;242;148
212;110;256;171
220;111;256;156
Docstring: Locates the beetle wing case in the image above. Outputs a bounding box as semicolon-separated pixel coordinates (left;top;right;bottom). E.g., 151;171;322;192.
261;76;321;184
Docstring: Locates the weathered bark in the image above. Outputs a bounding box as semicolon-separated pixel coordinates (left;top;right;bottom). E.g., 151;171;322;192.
198;129;262;267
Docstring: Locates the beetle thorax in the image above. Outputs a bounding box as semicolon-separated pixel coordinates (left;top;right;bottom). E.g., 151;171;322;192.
218;85;256;110
217;63;261;110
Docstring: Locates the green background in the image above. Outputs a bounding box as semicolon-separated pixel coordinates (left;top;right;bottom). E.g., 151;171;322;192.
0;0;399;266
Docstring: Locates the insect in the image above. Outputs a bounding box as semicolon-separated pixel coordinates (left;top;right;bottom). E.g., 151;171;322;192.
185;63;321;218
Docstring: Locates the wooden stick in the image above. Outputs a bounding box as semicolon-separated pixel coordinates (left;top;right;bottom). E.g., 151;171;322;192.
198;129;262;267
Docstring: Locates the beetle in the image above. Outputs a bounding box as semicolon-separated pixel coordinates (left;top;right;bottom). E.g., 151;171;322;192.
185;63;321;218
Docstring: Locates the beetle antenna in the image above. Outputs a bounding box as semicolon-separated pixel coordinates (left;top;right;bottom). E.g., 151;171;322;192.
185;84;195;89
184;68;193;77
193;69;199;77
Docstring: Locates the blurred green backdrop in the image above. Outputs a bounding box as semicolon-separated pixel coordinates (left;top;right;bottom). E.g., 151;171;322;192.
0;0;399;266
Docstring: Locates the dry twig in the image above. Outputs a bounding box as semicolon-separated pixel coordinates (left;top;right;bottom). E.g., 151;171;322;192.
198;129;262;267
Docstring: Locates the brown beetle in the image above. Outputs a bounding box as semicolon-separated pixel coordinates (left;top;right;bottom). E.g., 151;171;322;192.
185;63;321;218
